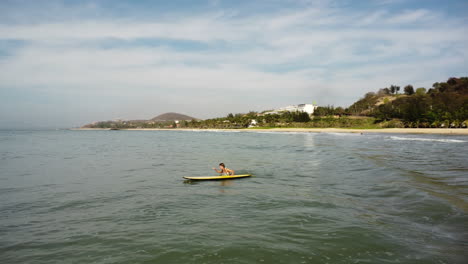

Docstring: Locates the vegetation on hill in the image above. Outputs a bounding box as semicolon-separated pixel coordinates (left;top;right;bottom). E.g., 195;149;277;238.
183;77;467;129
81;112;199;129
347;77;468;127
185;114;377;129
82;77;467;129
151;112;197;121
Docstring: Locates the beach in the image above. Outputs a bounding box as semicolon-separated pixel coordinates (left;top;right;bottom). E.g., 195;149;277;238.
75;127;468;135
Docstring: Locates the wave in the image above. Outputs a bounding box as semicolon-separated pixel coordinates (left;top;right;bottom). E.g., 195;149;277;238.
253;131;312;135
196;129;241;133
175;129;241;133
324;132;360;136
389;136;467;143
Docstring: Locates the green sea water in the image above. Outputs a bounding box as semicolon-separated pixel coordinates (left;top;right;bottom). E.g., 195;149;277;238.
1;130;467;263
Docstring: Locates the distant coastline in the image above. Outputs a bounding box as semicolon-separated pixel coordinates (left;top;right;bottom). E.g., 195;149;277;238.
72;127;468;135
80;77;467;131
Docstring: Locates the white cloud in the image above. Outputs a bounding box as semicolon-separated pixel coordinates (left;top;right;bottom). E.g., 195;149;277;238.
0;1;466;127
356;10;388;26
386;9;431;24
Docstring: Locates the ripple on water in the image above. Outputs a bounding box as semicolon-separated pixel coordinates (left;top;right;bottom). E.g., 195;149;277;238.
0;130;467;264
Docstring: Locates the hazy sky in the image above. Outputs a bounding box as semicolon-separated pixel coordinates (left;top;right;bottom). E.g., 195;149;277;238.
0;0;467;128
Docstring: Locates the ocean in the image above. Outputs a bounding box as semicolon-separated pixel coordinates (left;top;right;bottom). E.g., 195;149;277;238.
1;130;467;263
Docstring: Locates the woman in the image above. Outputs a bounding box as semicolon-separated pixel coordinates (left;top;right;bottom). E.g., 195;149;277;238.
212;163;235;176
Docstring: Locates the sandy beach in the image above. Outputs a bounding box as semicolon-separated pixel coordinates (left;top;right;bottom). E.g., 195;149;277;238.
74;127;468;135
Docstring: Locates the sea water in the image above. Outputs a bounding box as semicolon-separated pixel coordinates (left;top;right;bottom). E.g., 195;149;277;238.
1;130;467;263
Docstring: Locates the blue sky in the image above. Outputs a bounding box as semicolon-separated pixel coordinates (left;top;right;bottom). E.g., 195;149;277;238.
0;0;467;128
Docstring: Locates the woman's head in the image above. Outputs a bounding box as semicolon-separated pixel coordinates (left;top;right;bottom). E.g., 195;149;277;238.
219;163;225;168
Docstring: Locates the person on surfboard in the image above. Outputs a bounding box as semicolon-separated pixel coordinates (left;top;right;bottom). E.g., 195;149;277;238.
212;163;235;176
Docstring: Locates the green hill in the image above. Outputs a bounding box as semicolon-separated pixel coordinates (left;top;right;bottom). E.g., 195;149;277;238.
81;112;199;128
184;77;467;129
151;112;198;121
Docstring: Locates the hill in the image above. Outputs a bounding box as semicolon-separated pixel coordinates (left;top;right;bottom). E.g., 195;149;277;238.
370;77;468;126
151;112;198;121
183;77;467;129
313;77;467;127
347;89;402;116
81;112;199;128
81;77;467;129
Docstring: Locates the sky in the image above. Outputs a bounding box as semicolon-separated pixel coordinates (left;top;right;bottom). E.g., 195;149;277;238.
0;0;467;129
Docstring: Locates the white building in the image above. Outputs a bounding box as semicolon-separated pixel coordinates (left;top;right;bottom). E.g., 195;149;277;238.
248;119;258;128
265;104;317;115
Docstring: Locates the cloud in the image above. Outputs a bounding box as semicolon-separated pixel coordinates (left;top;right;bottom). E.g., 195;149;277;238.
0;0;466;128
386;9;431;24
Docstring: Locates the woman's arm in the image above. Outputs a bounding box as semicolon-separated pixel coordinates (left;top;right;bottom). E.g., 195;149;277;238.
227;169;235;175
213;168;222;173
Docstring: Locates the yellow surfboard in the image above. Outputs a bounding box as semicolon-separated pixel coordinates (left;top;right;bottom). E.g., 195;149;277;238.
183;174;252;180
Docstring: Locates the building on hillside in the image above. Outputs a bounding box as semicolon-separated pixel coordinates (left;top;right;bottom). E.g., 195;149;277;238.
265;104;317;115
248;119;258;128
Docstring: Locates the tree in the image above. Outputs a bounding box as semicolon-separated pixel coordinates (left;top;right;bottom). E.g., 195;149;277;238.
313;105;337;116
334;107;345;116
380;88;390;95
389;85;400;94
447;77;457;86
400;96;430;122
374;103;394;121
416;87;426;95
404;85;415;95
293;112;311;122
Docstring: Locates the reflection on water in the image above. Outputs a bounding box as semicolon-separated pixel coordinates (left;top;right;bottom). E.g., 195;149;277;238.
218;180;233;193
219;180;233;187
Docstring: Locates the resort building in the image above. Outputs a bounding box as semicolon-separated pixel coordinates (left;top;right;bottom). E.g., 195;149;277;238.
265;104;318;115
248;119;258;128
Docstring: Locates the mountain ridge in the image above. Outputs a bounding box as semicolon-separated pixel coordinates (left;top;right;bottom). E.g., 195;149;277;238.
151;112;198;121
81;112;199;128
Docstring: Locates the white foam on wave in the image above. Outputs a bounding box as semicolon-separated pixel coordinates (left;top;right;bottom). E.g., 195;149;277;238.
252;131;312;135
389;136;467;143
325;132;360;136
189;129;241;133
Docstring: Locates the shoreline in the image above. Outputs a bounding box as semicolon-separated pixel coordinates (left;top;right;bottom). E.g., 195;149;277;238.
72;127;468;135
